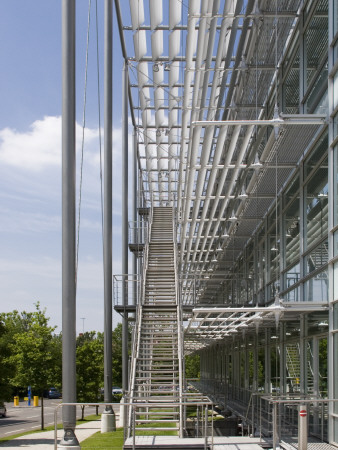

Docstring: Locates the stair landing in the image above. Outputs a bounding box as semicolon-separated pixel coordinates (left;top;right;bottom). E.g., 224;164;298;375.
124;435;269;449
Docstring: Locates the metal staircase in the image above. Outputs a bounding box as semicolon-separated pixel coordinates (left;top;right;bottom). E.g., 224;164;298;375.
127;207;184;438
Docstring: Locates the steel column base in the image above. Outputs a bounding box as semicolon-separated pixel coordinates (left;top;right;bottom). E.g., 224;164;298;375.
59;428;80;448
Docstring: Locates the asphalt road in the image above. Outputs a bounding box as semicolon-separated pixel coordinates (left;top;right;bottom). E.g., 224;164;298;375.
0;399;119;438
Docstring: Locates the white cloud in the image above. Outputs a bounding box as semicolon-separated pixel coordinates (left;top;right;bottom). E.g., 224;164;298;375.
0;115;101;172
0;116;62;170
0;115;134;332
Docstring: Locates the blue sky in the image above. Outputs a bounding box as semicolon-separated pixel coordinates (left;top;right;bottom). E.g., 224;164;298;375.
0;1;131;333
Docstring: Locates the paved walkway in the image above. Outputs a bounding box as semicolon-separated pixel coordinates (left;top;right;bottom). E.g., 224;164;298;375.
0;420;101;448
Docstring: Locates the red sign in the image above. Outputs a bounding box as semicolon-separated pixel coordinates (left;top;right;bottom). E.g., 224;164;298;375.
300;410;307;417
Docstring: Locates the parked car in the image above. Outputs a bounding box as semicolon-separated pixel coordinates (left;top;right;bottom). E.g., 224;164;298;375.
48;387;62;399
112;386;123;395
0;403;7;418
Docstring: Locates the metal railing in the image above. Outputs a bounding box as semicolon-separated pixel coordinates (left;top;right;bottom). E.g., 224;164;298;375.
259;396;335;449
173;205;185;437
53;402;117;450
126;205;153;434
113;274;140;307
124;399;214;449
128;221;148;248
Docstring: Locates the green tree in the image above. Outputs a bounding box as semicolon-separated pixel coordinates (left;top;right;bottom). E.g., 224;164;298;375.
76;331;104;419
2;303;61;429
185;353;200;379
112;323;123;386
0;320;13;402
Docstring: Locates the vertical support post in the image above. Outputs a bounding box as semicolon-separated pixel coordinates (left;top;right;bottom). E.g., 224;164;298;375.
300;316;306;395
102;0;116;431
132;128;137;309
272;402;279;450
122;61;129;393
328;0;337;443
298;405;308;450
265;328;271;393
61;0;79;447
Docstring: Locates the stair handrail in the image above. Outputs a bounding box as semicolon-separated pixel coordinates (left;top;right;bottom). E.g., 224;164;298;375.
172;202;185;438
127;204;154;436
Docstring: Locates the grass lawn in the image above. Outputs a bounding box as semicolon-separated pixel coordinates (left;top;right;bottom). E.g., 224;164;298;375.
81;422;178;449
81;427;124;449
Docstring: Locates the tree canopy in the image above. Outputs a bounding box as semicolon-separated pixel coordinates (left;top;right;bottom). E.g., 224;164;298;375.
0;303;61;398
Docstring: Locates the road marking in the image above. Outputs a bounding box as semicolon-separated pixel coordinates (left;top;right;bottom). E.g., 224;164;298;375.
5;428;26;434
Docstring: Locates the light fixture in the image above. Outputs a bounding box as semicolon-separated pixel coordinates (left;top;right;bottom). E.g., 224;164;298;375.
216;243;222;252
153;62;160;72
318;321;328;327
156;129;162;137
222;228;229;238
229;210;237;221
164;63;170;71
238;187;248;199
212;255;218;262
251;154;262;168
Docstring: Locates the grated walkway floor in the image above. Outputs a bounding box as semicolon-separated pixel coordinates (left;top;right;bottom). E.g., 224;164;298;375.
123;435;270;449
281;438;338;450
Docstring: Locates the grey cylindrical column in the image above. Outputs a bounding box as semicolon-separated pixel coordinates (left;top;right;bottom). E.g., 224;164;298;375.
103;0;114;418
61;0;78;446
122;62;129;392
132;128;137;308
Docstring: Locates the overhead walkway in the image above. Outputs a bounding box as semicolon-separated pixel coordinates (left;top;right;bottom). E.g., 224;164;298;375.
127;207;184;443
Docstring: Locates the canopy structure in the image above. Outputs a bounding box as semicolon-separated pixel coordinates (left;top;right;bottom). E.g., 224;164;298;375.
116;0;329;346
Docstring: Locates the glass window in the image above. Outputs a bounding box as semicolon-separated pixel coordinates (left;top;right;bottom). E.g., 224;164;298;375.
305;165;328;249
284;199;300;267
334;264;338;301
334;143;338;226
284;285;300;303
304;270;328;302
285;262;301;288
334;334;338;418
304;133;328;179
318;337;328;397
305;241;329;275
306;61;328;114
334;302;338;328
283;174;299;206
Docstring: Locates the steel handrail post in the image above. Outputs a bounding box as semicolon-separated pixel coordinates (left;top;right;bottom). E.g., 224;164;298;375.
322;401;324;442
272;402;277;450
211;403;214;449
204;405;208;450
132;405;135;450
